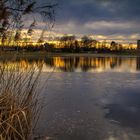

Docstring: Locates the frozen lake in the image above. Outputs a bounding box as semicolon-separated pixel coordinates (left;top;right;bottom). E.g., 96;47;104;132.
2;56;140;140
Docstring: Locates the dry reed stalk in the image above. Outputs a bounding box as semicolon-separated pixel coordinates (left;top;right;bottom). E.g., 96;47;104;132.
0;63;43;140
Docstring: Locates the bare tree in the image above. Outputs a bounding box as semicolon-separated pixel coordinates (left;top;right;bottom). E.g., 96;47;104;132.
60;34;76;48
0;0;57;47
81;36;93;48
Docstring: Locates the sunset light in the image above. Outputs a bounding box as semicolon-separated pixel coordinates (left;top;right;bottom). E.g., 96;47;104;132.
1;0;140;140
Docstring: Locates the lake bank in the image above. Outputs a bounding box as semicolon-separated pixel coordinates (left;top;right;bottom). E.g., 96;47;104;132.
1;51;140;60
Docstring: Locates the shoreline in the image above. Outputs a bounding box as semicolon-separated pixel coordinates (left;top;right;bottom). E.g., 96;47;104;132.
0;51;140;59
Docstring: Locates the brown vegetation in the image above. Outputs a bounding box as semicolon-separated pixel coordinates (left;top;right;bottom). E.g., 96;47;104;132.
0;64;43;140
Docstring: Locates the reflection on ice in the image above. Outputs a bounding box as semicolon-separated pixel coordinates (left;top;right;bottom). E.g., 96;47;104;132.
36;72;140;140
105;91;140;135
1;56;140;73
1;56;140;140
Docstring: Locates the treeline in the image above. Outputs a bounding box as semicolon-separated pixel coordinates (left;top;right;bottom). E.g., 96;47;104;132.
0;33;136;53
43;35;136;53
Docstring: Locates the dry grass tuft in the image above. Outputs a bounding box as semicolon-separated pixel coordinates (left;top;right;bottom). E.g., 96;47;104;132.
0;64;43;140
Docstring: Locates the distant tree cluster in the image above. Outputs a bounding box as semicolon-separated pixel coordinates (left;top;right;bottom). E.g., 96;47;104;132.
42;34;135;53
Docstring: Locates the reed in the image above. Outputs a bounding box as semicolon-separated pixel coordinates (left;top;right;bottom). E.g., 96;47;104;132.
0;64;43;140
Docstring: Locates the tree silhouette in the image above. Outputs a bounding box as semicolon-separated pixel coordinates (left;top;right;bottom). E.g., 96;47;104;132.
60;34;76;52
110;41;118;51
0;0;57;47
81;36;93;49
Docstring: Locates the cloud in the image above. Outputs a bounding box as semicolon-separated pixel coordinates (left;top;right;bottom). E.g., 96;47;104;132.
56;0;140;22
85;21;134;30
37;0;140;39
52;20;140;36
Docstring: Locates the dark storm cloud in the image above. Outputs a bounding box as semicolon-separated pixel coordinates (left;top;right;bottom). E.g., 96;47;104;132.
39;0;140;38
55;0;140;22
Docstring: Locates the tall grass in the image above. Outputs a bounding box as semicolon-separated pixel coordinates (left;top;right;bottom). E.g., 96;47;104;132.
0;63;43;140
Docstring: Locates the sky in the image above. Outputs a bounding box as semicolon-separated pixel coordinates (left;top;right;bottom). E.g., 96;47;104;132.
38;0;140;42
